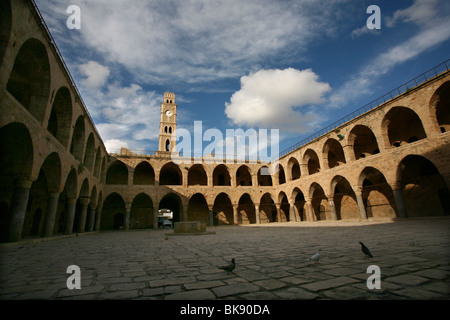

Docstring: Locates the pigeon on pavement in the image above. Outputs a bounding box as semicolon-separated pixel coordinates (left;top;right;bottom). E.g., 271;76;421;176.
359;241;373;257
306;249;321;264
218;258;235;273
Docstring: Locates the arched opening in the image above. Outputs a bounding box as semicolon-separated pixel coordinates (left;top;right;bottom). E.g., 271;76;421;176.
70;116;85;161
430;81;450;133
360;167;396;218
47;86;72;148
93;147;101;178
213;193;233;225
106;161;128;185
101;193;126;230
159;193;183;222
279;192;290;222
237;193;255;224
278;165;286;185
292;188;307;221
236;165;252;186
133;162;155;185
257;166;272;186
213;164;231;186
56;168;77;235
304;149;320;175
188;164;207;186
7;38;50;123
0;123;34;242
165;139;170;151
331;176;359;220
260;193;276;223
159;162;182;185
130;193;154;229
323;138;346;169
287;157;301;181
349;125;379;160
398;155;450;217
188;193;209;223
83;133;95;172
383;107;427;148
310;183;328;220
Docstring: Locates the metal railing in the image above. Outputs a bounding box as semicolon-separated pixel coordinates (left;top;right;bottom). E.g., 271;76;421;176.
277;59;450;159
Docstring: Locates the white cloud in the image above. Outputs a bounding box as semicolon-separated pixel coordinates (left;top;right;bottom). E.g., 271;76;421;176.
78;61;110;88
225;68;331;133
104;139;129;153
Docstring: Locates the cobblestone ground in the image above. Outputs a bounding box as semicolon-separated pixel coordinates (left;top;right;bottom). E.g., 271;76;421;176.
0;218;449;300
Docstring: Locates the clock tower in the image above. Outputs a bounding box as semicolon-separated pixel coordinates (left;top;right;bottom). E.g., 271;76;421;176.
157;92;177;153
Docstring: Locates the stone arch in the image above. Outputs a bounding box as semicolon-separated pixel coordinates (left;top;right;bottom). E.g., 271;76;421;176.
309;183;328;220
430;81;450;133
55;168;78;235
287;157;301;181
101;193;126;230
47;86;72;148
236;165;252;186
382;106;427;148
70;116;85;161
359;167;396;218
0;0;12;66
93;147;101;178
106;160;128;185
213;193;233;225
237;193;255;224
323;138;346;169
133;162;155;185
278;164;286;184
259;193;276;223
130;193;154;229
330;175;359;220
159;193;183;222
257;166;272;186
7;38;50;123
349;125;380;160
159;162;182;185
397;155;450;217
83;133;96;172
278;191;290;222
213;164;231;186
188;193;209;223
188;164;207;186
303;149;320;175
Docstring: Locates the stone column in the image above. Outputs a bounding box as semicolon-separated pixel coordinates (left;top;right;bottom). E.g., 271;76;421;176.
87;205;96;232
208;205;214;226
95;202;103;231
65;198;77;235
78;197;90;233
275;203;281;222
289;201;297;222
305;199;314;222
43;192;60;237
124;202;131;230
254;204;261;224
233;204;239;225
6;180;32;242
182;205;188;222
392;184;408;218
328;197;338;221
153;201;159;229
353;187;368;220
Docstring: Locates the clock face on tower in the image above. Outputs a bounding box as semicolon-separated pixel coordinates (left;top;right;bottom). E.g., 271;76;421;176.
166;110;173;117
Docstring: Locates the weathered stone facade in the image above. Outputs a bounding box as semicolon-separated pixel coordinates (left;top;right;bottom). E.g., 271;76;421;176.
1;0;449;242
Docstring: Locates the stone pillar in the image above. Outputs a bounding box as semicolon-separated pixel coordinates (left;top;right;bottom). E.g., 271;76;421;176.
95;202;103;231
354;187;368;220
233;204;239;225
87;205;96;232
43;192;60;237
65;198;77;235
328;197;338;221
124;202;131;230
275;203;281;222
6;180;32;242
392;185;408;218
305;199;314;222
153;201;159;229
208;205;214;226
182;205;188;222
289;201;297;222
254;204;261;224
78;197;90;233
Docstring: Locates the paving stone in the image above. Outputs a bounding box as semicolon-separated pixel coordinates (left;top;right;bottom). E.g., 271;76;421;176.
212;283;260;298
165;289;215;300
273;287;319;300
252;279;288;290
300;276;359;292
98;290;140;300
385;274;429;286
184;281;224;290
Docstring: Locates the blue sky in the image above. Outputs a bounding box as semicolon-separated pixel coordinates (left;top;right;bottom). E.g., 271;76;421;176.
35;0;450;158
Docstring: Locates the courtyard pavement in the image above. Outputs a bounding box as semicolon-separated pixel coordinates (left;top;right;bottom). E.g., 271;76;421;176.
0;217;449;301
